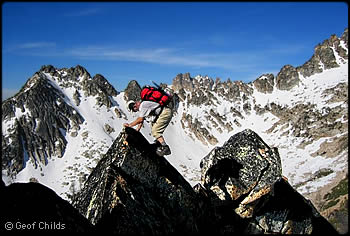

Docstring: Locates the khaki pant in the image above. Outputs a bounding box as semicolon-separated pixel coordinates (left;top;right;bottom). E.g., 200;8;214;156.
151;107;173;139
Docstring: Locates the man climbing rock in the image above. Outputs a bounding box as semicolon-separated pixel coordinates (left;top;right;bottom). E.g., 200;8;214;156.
124;99;173;156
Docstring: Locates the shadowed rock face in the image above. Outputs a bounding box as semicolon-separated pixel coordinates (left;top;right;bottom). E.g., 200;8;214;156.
200;129;282;213
72;127;206;235
1;181;93;232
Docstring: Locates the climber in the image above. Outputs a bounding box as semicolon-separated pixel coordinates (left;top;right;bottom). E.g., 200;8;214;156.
123;99;173;156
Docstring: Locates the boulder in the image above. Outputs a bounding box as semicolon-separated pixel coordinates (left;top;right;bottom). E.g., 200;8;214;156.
199;129;338;234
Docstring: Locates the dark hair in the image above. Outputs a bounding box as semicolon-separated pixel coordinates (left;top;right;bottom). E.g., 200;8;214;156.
128;101;136;112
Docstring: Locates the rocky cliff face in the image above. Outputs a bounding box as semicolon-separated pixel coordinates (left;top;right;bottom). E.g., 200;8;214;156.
71;128;337;234
2;68;84;176
297;28;348;78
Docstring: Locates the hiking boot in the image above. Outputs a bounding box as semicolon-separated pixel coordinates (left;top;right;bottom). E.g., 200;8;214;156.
156;145;171;156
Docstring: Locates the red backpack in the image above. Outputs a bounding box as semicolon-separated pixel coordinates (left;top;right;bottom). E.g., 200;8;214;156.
140;86;170;106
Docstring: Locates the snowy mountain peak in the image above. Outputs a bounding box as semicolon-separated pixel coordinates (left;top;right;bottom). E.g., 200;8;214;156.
2;65;127;199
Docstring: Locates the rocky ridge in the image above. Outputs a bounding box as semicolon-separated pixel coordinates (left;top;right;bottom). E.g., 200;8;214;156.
70;127;337;234
2;128;337;233
174;29;348;147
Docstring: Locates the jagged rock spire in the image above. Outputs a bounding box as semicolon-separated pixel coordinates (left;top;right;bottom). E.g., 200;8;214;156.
123;80;141;102
72;127;205;234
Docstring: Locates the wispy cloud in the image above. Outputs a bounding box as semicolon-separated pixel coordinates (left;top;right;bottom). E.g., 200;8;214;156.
4;41;305;76
4;41;56;53
64;7;102;17
67;46;259;72
17;42;57;49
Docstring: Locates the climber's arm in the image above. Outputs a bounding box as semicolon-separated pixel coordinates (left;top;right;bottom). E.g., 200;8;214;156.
123;117;144;131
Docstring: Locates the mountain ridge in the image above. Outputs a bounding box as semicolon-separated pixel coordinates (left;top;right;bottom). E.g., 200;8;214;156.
2;28;348;233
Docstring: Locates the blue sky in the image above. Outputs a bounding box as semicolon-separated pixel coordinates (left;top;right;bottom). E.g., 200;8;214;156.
2;2;348;100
